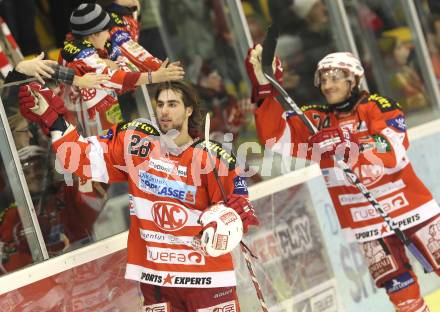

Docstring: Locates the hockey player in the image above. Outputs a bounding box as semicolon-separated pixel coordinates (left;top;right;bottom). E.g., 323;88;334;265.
246;46;440;311
18;80;259;311
59;3;184;132
95;0;163;72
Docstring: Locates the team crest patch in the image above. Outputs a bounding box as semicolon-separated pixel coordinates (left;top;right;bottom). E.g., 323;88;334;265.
113;29;131;45
232;176;248;195
386;115;406;132
99;128;114;140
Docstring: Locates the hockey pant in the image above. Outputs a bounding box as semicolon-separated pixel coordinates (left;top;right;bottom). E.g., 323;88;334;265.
359;213;440;311
140;283;240;312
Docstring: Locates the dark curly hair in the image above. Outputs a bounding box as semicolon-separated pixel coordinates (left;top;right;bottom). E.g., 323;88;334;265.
153;81;204;138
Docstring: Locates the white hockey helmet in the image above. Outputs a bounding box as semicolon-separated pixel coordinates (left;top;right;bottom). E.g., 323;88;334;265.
197;203;243;257
314;52;364;87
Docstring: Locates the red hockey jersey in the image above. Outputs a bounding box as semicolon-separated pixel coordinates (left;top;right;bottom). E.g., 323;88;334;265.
255;92;440;242
52;120;248;288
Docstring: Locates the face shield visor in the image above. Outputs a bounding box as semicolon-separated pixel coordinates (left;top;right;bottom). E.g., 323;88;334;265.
314;68;355;87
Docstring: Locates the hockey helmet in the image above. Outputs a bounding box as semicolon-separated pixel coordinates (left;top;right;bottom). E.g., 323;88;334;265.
314;52;364;87
197;203;243;257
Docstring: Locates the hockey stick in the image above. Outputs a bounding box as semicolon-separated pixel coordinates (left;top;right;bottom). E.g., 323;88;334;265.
204;113;269;312
260;24;433;273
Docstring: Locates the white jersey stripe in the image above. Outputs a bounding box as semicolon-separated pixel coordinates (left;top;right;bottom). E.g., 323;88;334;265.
338;179;406;206
270;116;294;157
87;136;109;183
139;228;195;246
381;127;407;168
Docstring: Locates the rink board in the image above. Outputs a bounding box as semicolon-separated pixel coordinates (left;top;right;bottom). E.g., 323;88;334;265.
1;121;440;310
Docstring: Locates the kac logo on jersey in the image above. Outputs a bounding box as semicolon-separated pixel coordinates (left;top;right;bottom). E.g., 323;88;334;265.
139;171;196;204
232;176;248;195
151;201;189;231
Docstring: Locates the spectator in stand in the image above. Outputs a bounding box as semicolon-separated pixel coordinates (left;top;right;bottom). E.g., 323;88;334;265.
291;0;335;105
268;0;302;36
0;0;40;55
427;15;440;83
59;3;184;133
428;0;440;15
138;0;167;60
379;27;429;113
96;0;164;72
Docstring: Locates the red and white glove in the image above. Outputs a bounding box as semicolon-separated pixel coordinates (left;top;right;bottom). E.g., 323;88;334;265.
244;44;283;103
18;82;67;134
226;194;259;234
308;127;358;160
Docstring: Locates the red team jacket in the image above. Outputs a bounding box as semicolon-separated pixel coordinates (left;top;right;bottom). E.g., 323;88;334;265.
255;92;440;242
107;10;162;72
52;120;248;288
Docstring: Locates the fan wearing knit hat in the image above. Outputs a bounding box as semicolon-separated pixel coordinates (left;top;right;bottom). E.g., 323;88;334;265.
70;3;113;38
59;3;184;133
94;0;163;72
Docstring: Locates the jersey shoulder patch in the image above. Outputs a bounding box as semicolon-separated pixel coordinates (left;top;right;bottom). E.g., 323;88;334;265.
367;93;402;112
300;104;330;113
116;120;160;136
192;139;237;170
61;39;95;62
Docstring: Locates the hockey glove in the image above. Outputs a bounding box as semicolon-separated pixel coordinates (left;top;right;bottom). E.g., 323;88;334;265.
18;82;67;135
308;127;358;161
197;203;243;257
245;44;283;103
226;194;259;234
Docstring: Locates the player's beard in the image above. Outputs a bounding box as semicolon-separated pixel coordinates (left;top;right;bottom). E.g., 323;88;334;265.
159;120;183;134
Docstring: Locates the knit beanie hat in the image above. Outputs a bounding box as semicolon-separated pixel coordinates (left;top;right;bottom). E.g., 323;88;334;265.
70;3;112;36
